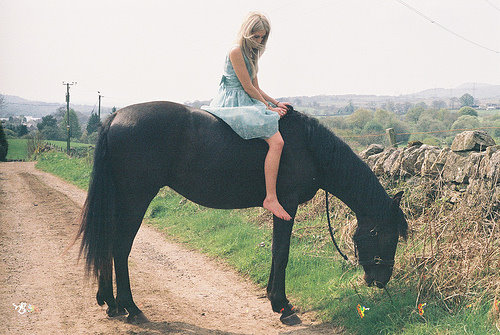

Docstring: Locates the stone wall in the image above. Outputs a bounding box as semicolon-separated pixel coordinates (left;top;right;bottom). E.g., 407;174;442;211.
359;131;500;206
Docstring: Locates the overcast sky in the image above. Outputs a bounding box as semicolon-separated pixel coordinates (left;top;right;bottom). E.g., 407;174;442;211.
1;0;499;107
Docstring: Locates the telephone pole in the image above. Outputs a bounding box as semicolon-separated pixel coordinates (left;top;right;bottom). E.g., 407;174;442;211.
62;81;77;155
98;91;102;120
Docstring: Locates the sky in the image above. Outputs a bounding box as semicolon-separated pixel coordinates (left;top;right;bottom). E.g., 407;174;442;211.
1;0;499;108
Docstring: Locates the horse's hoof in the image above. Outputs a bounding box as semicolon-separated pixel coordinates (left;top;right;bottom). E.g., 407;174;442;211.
127;311;149;324
107;307;127;317
280;312;301;326
96;295;105;306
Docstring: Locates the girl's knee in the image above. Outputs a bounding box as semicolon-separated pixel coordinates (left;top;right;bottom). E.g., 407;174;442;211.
267;132;284;149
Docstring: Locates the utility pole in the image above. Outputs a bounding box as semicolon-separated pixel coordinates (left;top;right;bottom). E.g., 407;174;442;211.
98;91;102;120
62;81;77;155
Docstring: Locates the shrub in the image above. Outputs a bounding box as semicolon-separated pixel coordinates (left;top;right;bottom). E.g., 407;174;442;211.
458;106;478;117
0;122;8;161
451;115;480;130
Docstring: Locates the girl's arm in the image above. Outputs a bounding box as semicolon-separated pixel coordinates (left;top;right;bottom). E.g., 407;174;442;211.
253;76;289;109
229;47;286;115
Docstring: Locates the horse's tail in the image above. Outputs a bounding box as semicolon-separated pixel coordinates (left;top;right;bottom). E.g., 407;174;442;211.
77;112;118;279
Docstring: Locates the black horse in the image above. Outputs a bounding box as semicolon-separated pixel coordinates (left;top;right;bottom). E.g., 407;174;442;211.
77;101;407;324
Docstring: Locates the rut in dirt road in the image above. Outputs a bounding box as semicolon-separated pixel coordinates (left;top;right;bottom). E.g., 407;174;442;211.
0;162;343;335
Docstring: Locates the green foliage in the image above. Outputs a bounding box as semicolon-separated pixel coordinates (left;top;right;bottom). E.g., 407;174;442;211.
346;109;374;130
451;115;480;130
362;120;384;134
432;100;447;110
37;114;63;140
5;139;28;160
3;128;16;138
405;106;424;123
26;131;45;159
0;122;8;161
86;113;101;135
59;108;82;139
459;93;474;107
37;115;58;130
36;152;92;189
373;109;394;126
7;124;29;137
458;106;478;117
338;101;355;115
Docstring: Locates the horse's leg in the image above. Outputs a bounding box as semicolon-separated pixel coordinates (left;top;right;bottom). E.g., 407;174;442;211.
96;264;126;317
113;187;157;323
266;205;299;324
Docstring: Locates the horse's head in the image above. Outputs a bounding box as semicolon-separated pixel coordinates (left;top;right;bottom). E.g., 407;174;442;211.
353;191;407;288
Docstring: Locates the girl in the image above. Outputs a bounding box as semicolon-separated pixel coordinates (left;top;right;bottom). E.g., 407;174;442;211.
202;12;292;221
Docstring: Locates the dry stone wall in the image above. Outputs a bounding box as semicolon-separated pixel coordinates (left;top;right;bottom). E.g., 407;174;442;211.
360;131;500;207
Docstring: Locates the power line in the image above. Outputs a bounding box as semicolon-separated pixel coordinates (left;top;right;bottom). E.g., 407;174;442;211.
5;102;63;107
394;0;500;54
483;0;500;12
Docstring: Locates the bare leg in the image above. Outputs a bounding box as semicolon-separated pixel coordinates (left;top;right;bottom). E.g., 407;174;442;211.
263;132;292;221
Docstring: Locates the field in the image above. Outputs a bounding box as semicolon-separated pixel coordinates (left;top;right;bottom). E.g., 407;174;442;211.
5;138;29;160
35;151;498;334
5;138;91;161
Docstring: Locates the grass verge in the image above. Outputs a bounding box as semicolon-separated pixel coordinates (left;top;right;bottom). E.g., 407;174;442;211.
35;151;499;334
6;138;28;161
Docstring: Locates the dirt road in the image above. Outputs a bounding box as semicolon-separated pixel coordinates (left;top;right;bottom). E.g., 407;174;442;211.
0;162;342;335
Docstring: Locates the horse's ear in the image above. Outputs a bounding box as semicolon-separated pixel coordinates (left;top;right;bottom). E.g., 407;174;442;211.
286;104;295;114
392;191;404;207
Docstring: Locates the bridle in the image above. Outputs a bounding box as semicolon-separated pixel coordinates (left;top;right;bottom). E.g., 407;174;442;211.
325;190;395;267
352;226;395;267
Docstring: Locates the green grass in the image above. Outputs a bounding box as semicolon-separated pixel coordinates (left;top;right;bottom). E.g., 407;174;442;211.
6;138;29;161
47;140;92;150
35;151;498;334
36;151;92;190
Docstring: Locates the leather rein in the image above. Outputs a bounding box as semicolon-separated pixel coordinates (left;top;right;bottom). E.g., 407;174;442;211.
325;190;394;266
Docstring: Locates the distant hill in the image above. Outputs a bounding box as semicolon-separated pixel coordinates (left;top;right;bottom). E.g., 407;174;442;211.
0;95;113;118
2;83;499;118
406;83;500;100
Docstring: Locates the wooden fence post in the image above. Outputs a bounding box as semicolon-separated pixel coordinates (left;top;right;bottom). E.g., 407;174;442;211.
386;128;397;147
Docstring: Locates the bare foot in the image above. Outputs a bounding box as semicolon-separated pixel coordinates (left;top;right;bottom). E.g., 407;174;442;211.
263;198;292;221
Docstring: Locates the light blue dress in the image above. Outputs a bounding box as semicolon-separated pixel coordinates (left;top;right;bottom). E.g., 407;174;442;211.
202;51;280;139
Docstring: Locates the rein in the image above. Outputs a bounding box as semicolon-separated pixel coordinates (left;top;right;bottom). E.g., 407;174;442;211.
325;190;395;267
325;190;349;261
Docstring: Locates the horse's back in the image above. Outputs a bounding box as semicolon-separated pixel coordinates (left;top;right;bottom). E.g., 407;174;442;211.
106;101;268;208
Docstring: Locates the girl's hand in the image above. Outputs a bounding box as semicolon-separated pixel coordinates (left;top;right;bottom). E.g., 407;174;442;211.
277;102;291;110
269;106;287;118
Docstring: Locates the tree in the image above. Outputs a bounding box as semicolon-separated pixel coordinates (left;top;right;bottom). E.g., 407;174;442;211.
86;113;102;134
432;100;447;110
0;121;8;161
405;106;424;123
362;120;384;135
17;124;28;137
37;115;58;131
451;115;479;130
59;108;82;139
459;93;474;107
338;101;355;115
346;109;373;130
449;97;460;109
382;100;395;113
374;109;395;127
38;114;63;140
458;106;478;117
0;94;5;110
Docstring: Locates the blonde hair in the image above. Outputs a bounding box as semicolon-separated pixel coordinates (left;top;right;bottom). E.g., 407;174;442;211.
236;12;271;78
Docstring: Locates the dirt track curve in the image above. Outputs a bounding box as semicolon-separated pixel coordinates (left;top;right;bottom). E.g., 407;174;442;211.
0;162;343;335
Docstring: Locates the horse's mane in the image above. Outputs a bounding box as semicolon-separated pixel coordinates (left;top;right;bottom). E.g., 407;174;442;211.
283;110;394;221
